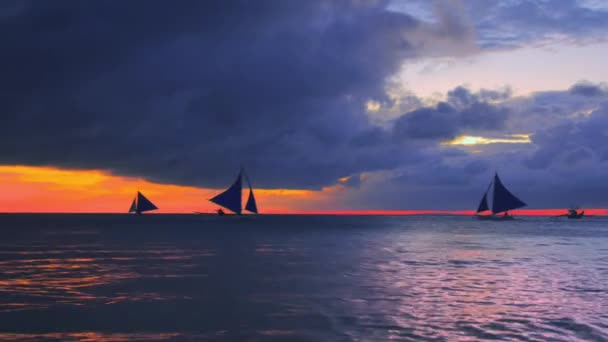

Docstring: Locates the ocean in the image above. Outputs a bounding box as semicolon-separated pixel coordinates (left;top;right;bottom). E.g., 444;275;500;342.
0;214;607;341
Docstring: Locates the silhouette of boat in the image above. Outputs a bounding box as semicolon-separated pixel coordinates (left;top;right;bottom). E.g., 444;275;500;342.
209;168;258;216
475;173;526;220
567;209;584;219
128;191;158;215
555;208;585;219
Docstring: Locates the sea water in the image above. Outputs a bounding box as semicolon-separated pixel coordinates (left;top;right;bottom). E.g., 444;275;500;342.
0;214;607;341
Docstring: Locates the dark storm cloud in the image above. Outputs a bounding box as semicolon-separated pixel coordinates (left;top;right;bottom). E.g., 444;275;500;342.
3;1;608;210
392;88;510;141
393;160;482;187
525;103;608;170
491;86;608;208
313;81;608;210
0;0;474;189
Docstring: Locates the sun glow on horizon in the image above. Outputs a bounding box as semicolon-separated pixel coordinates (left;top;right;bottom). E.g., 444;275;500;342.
0;165;606;216
0;165;323;213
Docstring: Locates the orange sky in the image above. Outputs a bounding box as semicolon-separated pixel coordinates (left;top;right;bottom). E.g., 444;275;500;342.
0;165;333;214
0;165;606;216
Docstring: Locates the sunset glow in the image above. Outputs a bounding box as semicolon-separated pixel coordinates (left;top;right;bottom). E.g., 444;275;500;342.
0;165;321;213
1;165;604;216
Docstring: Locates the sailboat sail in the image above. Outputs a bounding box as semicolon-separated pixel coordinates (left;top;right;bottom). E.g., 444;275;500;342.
476;192;489;213
244;173;258;214
210;171;243;214
136;192;158;212
245;187;258;213
128;198;137;213
209;168;260;215
128;191;158;214
491;174;526;214
476;180;494;214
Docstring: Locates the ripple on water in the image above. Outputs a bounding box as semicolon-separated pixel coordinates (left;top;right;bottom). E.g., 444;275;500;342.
0;215;607;341
545;317;608;341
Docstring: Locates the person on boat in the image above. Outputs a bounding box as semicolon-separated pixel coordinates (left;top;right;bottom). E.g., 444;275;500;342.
217;208;225;216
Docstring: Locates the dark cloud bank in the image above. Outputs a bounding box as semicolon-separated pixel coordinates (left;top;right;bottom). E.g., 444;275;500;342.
356;84;608;211
0;0;466;189
1;0;607;209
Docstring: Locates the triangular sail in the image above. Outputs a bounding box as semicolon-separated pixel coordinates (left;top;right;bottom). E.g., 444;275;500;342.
244;172;258;214
137;191;158;213
476;180;493;214
245;188;258;213
492;173;526;214
210;171;243;214
476;192;489;213
128;198;137;213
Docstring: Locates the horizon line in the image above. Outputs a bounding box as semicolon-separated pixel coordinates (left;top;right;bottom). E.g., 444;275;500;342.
1;208;607;216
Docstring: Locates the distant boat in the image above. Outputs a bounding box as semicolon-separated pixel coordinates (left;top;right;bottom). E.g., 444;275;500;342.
209;168;259;216
128;191;158;215
556;208;585;219
476;173;526;220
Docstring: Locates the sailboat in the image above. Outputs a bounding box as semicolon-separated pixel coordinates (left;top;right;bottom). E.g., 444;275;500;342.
476;173;526;220
209;168;258;216
128;191;158;215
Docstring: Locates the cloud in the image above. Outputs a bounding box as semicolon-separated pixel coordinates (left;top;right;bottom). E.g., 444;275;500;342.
569;81;608;97
525;103;608;170
392;87;510;141
403;0;478;57
330;82;608;210
1;1;608;210
472;0;608;49
0;0;475;190
391;0;608;49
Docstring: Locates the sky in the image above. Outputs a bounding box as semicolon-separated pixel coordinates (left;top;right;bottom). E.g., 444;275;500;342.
1;0;608;214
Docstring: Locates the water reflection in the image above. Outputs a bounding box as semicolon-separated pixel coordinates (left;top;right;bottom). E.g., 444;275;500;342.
0;332;183;342
0;215;607;341
350;226;608;340
0;243;215;311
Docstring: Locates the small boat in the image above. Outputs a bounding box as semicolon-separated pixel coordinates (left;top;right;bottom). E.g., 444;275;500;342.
128;191;158;215
567;209;585;219
209;168;259;216
556;208;585;219
475;173;527;220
